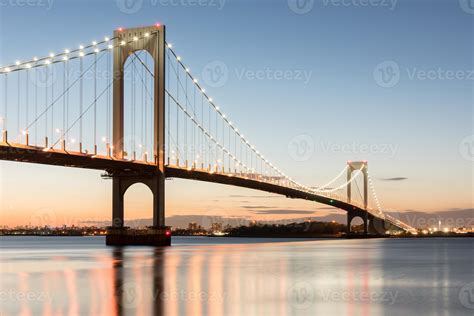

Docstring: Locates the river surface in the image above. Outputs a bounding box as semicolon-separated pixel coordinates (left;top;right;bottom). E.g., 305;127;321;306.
0;236;473;315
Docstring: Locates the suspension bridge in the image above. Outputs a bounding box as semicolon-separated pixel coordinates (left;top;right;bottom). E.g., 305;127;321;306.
0;25;416;245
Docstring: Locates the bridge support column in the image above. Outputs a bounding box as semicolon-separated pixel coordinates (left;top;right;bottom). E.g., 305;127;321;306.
112;177;125;228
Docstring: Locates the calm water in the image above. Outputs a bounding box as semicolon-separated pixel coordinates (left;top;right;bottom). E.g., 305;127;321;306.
0;237;473;316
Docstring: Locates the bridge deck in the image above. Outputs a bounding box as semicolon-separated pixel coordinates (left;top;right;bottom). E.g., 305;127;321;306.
0;142;372;218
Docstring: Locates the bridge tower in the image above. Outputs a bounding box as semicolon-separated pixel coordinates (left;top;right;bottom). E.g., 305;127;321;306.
346;161;369;234
107;25;168;245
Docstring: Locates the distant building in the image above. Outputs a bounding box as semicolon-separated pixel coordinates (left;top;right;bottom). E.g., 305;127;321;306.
188;222;198;231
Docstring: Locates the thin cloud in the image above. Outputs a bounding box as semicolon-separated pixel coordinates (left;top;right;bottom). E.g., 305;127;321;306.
380;177;408;181
241;206;277;209
228;195;281;199
251;210;316;215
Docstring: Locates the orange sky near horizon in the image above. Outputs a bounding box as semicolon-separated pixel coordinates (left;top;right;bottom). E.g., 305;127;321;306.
1;159;472;228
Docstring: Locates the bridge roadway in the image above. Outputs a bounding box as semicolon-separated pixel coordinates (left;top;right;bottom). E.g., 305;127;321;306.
0;142;380;225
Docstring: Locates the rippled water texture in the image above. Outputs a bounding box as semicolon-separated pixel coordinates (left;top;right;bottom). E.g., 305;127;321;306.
1;236;473;315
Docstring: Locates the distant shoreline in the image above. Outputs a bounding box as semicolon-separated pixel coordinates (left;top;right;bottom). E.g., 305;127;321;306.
1;233;473;238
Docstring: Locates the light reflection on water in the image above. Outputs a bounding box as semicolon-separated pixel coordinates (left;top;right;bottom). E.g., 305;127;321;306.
0;237;473;315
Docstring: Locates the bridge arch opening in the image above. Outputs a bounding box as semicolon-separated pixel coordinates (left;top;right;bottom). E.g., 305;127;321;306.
123;50;155;162
349;216;365;233
123;182;153;228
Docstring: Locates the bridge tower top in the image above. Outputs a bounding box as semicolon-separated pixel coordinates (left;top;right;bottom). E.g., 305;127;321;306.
347;160;368;171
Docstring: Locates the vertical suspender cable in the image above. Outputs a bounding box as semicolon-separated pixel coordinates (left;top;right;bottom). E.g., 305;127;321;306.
131;59;134;159
94;52;97;154
201;93;204;168
193;84;196;166
141;54;144;157
3;74;7;133
145;53;148;158
107;50;111;147
183;68;188;165
51;69;54;143
66;59;69;142
34;67;38;144
176;59;179;165
25;70;29;137
207;96;212;171
222;115;224;171
45;67;48;146
63;62;66;142
17;72;20;137
215;104;218;169
79;57;83;151
166;53;170;163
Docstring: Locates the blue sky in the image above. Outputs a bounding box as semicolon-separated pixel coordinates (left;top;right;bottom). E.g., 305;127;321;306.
0;0;472;226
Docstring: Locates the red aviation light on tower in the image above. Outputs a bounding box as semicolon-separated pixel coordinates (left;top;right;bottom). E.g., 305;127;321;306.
117;27;124;32
155;22;161;28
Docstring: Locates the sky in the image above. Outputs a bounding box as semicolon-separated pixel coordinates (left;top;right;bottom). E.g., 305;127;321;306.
0;0;473;228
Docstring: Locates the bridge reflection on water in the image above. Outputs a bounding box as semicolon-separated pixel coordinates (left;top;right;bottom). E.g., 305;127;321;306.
2;236;470;315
